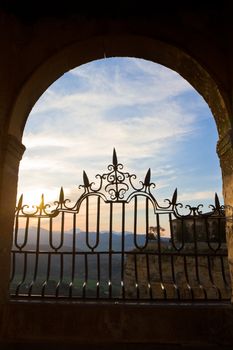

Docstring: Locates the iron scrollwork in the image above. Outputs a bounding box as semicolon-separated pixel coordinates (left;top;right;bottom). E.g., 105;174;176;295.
15;149;228;220
79;148;155;202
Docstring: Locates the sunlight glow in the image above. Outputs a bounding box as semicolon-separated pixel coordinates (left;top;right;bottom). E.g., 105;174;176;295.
17;187;61;208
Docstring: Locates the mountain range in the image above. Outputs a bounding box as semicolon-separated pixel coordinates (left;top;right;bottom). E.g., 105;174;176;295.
13;227;149;252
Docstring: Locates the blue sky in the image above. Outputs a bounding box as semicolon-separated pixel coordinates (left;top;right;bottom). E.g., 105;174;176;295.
18;57;222;210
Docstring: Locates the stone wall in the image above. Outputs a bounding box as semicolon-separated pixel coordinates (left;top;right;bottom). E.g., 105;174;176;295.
124;242;231;300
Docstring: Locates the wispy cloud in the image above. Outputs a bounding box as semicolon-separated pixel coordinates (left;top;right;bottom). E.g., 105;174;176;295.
18;58;221;206
177;191;217;202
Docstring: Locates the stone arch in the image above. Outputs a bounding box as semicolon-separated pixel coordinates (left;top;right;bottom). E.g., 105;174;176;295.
7;35;231;141
2;34;233;306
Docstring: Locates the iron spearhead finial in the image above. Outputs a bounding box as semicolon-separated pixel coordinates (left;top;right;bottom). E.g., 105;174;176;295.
172;188;178;205
59;187;64;203
40;194;45;208
83;171;90;188
113;148;118;166
215;193;221;210
17;194;23;210
144;168;151;187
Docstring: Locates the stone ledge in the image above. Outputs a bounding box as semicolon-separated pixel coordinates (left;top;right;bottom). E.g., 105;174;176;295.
0;342;232;350
3;135;25;162
1;300;233;347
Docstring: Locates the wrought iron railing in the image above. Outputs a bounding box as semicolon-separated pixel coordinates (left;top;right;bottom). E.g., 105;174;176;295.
10;150;232;301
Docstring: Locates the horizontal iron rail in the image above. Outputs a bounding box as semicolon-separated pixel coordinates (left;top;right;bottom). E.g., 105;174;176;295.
11;250;228;257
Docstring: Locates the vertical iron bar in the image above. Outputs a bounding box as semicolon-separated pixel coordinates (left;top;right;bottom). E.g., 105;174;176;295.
14;213;19;248
169;213;175;249
156;213;167;299
134;253;139;299
69;213;76;298
145;197;151;298
10;252;16;284
96;196;100;248
193;217;207;299
56;253;64;297
207;255;221;300
217;217;222;250
108;202;113;298
86;197;89;249
42;253;51;297
86;196;100;252
82;253;88;298
169;213;183;251
205;217;212;251
16;252;27;296
169;214;182;299
181;219;185;250
49;213;65;251
220;255;229;286
96;253;100;298
121;202;125;299
133;196;138;248
145;197;149;247
146;253;153;299
60;211;65;249
14;216;30;250
183;255;194;300
24;217;30;249
170;254;180;300
28;216;41;296
49;215;63;250
96;197;101;297
49;217;53;249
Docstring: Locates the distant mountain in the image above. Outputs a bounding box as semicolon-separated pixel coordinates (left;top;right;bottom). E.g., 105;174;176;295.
12;227;147;252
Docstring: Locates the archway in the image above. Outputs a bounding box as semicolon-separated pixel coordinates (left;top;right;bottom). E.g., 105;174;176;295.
1;35;233;307
14;56;228;301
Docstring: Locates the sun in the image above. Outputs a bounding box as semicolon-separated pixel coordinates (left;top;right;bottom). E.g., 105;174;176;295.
16;187;60;208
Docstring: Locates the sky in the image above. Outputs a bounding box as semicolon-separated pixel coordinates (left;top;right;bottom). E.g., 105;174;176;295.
17;57;222;214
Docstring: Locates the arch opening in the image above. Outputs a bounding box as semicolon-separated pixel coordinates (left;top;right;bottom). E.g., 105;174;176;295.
10;59;229;295
1;34;232;305
18;57;222;208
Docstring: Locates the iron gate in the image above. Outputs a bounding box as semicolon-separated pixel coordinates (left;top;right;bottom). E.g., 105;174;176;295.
10;150;231;301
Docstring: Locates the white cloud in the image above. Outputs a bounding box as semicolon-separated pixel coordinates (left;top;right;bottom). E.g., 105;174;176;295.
177;191;217;202
18;58;220;205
